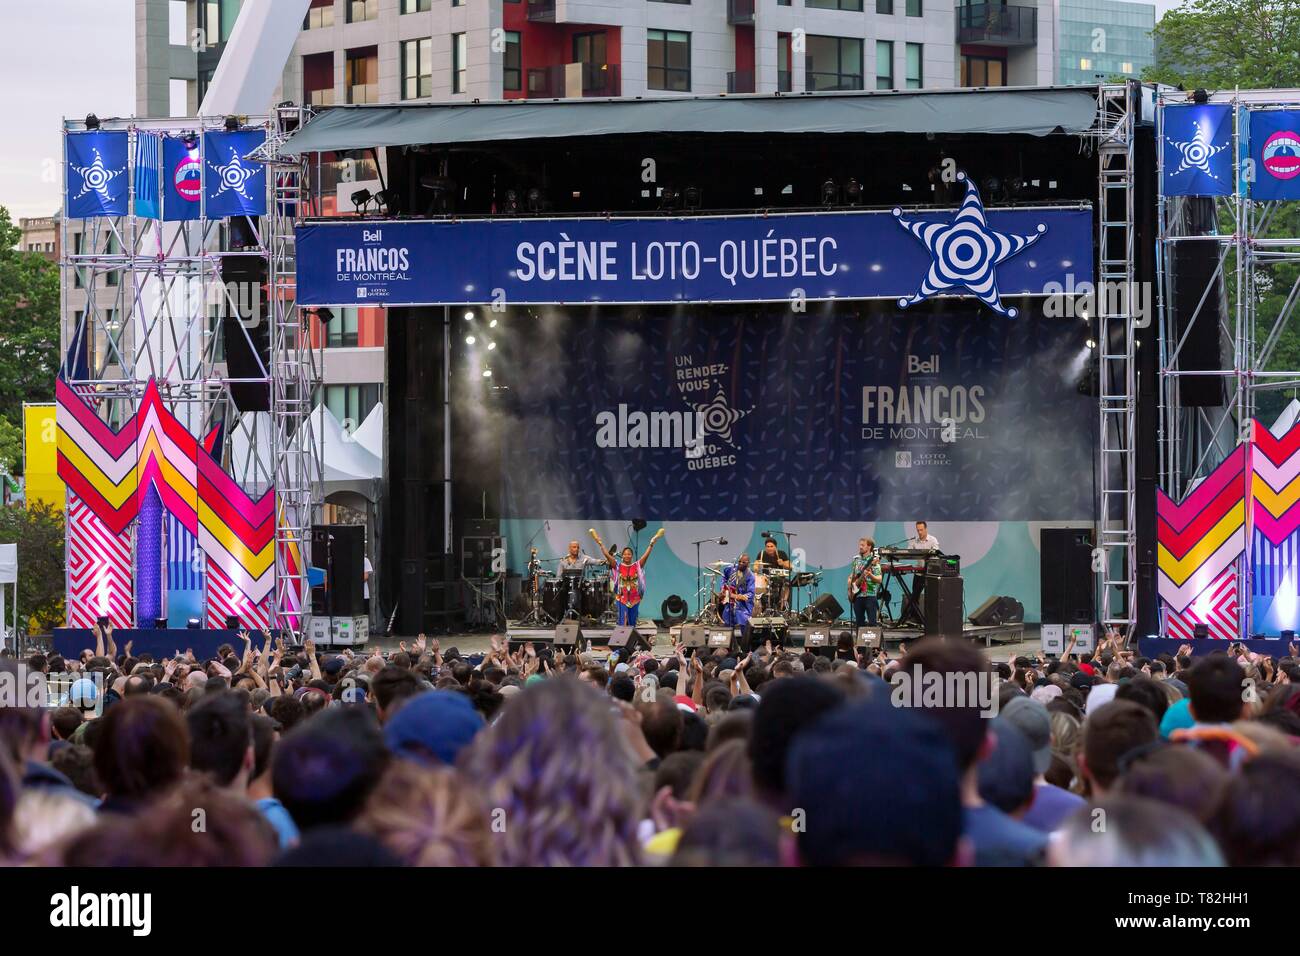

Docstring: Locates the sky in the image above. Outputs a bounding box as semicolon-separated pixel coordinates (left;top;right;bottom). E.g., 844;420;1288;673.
0;0;1186;224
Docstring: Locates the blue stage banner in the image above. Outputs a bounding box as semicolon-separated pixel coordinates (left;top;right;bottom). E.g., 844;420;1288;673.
297;192;1093;311
163;135;203;221
1162;104;1233;197
497;307;1094;523
1249;109;1300;201
203;129;267;218
65;131;129;218
133;131;161;219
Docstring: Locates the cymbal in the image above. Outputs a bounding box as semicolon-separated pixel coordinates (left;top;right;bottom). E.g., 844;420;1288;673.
706;560;730;572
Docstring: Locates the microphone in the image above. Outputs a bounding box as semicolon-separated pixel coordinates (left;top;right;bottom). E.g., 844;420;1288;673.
718;537;728;546
761;530;771;538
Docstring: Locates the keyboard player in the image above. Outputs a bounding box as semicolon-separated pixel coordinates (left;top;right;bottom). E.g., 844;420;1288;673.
908;521;941;553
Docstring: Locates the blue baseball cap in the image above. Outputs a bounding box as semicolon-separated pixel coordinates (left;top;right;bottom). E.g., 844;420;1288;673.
383;690;484;766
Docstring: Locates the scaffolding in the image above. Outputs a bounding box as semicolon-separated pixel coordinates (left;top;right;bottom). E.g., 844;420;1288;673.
1156;88;1300;636
60;109;322;635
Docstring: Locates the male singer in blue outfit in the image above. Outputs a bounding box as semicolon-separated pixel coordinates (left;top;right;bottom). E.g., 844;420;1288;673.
720;553;757;650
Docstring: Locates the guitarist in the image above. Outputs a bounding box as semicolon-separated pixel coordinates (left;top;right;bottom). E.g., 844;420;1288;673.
718;553;757;648
848;537;883;627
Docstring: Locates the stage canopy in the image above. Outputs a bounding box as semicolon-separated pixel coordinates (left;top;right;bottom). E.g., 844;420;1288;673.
278;86;1101;155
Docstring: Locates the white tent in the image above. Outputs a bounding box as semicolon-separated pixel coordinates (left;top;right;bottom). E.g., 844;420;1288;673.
351;402;384;462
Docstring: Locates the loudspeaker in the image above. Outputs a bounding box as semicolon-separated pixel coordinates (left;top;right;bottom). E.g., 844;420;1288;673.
310;526;330;615
808;593;844;622
802;626;832;648
1040;528;1094;625
312;524;365;617
924;576;964;636
608;625;645;652
1169;228;1226;408
220;253;270;412
855;626;883;649
968;595;1025;627
554;621;581;648
679;624;708;648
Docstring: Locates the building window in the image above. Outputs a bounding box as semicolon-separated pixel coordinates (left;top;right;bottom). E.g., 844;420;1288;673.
347;0;378;22
402;0;431;11
326;308;360;348
875;40;893;89
452;0;464;6
504;31;522;91
806;35;863;92
402;38;433;99
346;47;379;103
452;33;467;93
876;0;893;12
905;42;922;89
647;29;691;92
905;0;921;15
1121;62;1133;74
324;384;381;428
961;54;1005;87
807;0;863;9
650;0;690;4
305;2;335;29
777;33;792;92
1079;57;1092;71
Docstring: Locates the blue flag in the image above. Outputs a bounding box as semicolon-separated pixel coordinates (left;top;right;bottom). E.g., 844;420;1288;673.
1249;109;1300;201
203;129;267;218
1162;104;1233;197
133;131;162;219
65;131;129;218
163;135;203;221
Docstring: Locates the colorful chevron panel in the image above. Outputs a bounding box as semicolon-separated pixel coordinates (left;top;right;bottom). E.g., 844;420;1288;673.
66;493;133;629
56;378;280;628
206;560;272;630
1164;567;1238;640
1159;418;1300;632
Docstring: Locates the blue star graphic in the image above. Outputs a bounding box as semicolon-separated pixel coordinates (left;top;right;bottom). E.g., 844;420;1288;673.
892;174;1046;318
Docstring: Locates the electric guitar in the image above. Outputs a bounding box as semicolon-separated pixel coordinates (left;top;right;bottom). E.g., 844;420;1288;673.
848;556;881;598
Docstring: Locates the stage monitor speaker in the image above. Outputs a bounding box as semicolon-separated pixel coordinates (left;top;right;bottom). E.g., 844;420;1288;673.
219;253;270;412
856;626;883;649
968;595;1024;627
707;628;734;651
554;621;581;649
808;593;844;623
1170;235;1226;408
803;625;832;648
1040;528;1095;625
679;624;709;648
608;625;646;652
924;576;964;636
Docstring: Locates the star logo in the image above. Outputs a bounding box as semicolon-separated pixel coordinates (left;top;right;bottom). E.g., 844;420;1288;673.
690;388;750;447
69;148;124;204
1169;119;1227;179
207;147;258;201
892;174;1045;318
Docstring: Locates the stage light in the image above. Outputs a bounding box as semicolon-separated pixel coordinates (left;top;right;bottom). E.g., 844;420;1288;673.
463;311;474;321
526;187;547;214
488;318;498;328
182;131;199;148
659;185;681;210
482;368;493;378
84;113;101;130
374;188;400;215
1193;623;1209;639
503;189;520;214
821;180;839;207
224;115;240;131
683;186;702;210
351;188;372;214
186;617;202;629
1086;337;1097;349
1192;88;1209;104
465;335;476;345
420;174;456;215
845;178;863;205
486;340;496;350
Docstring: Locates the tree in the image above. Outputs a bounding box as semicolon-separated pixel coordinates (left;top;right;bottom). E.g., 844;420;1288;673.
1144;0;1300;91
0;205;61;429
0;416;21;475
0;501;65;635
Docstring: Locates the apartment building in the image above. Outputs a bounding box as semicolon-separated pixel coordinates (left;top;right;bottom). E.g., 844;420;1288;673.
18;215;60;262
1055;0;1154;85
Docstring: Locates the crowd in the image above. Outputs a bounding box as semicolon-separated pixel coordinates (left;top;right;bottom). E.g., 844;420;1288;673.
1;624;1299;867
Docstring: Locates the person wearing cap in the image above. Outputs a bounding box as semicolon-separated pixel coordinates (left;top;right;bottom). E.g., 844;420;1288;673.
999;696;1084;833
384;690;485;767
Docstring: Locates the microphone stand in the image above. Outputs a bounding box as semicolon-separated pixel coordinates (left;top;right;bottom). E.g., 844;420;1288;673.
691;536;726;617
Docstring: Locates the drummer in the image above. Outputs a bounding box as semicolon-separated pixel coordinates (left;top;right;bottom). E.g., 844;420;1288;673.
559;540;598;572
754;537;791;612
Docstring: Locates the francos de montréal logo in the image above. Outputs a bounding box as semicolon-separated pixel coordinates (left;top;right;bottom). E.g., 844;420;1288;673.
336;228;411;293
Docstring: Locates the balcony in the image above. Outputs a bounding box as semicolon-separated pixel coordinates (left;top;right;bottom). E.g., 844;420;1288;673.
728;0;755;24
806;72;864;92
527;0;556;22
527;62;620;98
956;3;1038;47
727;71;755;94
308;87;336;107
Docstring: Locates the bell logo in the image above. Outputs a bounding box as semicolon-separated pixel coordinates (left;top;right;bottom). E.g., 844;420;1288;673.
907;354;939;374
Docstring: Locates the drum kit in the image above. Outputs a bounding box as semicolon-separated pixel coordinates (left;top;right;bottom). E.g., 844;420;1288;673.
695;559;825;626
517;554;614;626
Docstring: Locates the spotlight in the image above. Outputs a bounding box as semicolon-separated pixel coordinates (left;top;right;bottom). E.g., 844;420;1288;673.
844;178;863;205
821;179;839;207
1192;623;1209;639
316;307;335;323
374;188;400;215
659;185;681;211
224;115;240;131
503;188;520;214
1086;338;1097;349
186;617;202;629
1191;88;1209;104
482;369;493;378
683;186;702;211
464;311;474;321
351;188;373;214
225;615;242;630
486;340;496;350
466;335;476;345
488;318;498;328
154;617;168;630
84;113;101;130
526;187;548;214
420;174;456;215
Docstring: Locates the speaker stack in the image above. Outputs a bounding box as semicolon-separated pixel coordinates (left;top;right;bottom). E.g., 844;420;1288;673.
1040;527;1096;655
923;577;964;636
